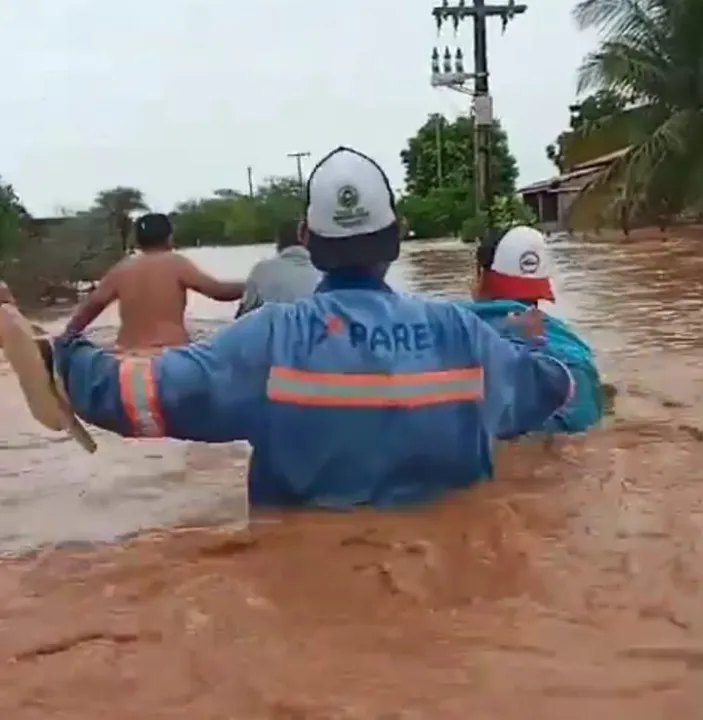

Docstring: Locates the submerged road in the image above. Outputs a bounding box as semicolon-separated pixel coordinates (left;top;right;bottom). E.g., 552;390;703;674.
1;234;703;718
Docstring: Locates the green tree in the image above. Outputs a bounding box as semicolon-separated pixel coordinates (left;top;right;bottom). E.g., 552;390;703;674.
571;0;703;225
254;176;304;242
0;178;29;258
401;114;518;200
0;201;123;307
546;90;628;172
213;188;240;198
172;199;229;246
570;90;627;134
545;141;567;173
172;176;302;247
397;189;473;240
399;113;518;239
224;195;265;243
93;186;148;254
460;194;536;243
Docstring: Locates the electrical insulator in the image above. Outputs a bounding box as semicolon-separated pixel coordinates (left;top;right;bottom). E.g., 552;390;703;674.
431;47;440;74
442;0;448;6
452;14;459;33
458;0;466;7
442;47;452;74
435;13;442;32
455;48;464;74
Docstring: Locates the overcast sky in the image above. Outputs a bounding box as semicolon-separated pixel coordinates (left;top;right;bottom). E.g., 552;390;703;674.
0;0;595;215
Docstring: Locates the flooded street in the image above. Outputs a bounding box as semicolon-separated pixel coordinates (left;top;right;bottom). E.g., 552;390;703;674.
2;234;703;718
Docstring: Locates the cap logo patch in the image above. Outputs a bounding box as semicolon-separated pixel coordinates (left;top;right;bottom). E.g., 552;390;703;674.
337;185;358;209
518;250;540;274
333;184;369;229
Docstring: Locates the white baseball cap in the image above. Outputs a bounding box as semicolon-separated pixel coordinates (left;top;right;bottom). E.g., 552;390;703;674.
305;147;400;271
476;226;554;302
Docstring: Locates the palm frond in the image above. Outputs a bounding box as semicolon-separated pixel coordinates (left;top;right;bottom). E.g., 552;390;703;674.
571;0;703;226
576;41;669;100
574;0;669;38
577;108;696;220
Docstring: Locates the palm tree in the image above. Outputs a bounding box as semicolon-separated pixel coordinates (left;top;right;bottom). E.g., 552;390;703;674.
93;186;148;254
573;0;703;226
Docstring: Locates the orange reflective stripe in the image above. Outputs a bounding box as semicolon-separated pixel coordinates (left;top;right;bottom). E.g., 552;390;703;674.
267;366;483;408
118;357;165;437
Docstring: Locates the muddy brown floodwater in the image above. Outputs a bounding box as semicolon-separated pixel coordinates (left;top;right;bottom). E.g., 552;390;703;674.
2;233;703;718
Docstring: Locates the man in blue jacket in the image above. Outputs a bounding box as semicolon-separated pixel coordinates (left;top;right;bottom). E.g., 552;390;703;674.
471;225;604;435
3;147;574;508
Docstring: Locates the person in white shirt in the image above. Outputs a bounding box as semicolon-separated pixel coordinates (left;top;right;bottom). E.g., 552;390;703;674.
236;220;320;318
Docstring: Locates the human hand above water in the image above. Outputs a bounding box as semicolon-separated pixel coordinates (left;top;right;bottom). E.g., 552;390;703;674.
505;307;545;341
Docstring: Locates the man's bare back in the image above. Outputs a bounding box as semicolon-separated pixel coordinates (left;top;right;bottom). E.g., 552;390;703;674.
64;214;244;352
113;252;190;350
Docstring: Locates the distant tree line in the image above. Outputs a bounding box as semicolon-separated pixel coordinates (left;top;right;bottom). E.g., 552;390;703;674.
171;176;304;247
0;178;306;306
0;109;537;304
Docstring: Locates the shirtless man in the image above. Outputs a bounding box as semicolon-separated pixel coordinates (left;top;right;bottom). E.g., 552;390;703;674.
64;212;244;351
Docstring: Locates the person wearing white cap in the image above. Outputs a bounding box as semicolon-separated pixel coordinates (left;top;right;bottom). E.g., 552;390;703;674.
1;147;575;508
471;226;605;435
474;226;555;304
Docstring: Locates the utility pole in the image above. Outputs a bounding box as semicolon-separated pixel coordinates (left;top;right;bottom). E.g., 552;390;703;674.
246;166;254;198
287;151;311;190
435;115;444;188
431;0;526;232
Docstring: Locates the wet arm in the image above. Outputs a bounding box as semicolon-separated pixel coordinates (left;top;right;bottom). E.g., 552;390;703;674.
179;256;245;301
64;274;117;336
53;307;275;442
459;308;574;436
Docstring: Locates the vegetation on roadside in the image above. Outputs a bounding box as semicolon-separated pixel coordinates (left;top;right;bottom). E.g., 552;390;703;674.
93;187;148;254
0;179;306;305
546;0;703;230
397;113;533;240
459;194;536;243
545;89;629;173
0;185;135;306
172;177;303;248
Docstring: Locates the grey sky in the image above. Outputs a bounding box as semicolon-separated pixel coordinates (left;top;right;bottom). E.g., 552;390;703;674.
0;0;594;215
